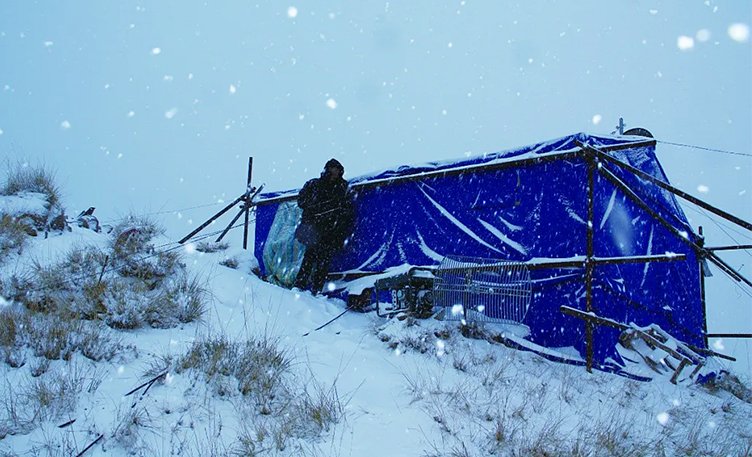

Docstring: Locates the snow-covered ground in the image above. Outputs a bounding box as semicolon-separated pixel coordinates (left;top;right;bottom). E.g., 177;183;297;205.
1;191;751;456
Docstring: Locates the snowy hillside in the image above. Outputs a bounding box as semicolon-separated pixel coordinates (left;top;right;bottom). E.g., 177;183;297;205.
1;175;751;456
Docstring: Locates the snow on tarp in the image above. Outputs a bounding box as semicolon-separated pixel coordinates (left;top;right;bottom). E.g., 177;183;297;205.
253;132;704;367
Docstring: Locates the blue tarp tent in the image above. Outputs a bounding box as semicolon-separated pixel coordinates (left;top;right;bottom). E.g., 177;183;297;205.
253;133;705;366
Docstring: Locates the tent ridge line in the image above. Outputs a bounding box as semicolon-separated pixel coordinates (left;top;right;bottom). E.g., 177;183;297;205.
254;149;587;207
256;137;657;207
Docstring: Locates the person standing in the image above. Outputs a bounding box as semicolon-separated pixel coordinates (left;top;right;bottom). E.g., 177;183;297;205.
293;159;353;294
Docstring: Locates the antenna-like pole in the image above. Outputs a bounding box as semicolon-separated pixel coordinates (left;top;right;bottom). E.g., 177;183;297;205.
616;117;625;135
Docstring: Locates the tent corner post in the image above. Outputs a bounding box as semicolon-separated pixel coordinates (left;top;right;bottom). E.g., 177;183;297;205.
585;154;596;373
699;226;708;349
243;157;254;250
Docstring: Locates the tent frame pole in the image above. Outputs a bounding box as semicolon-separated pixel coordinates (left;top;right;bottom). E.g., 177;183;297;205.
699;226;709;348
179;192;248;244
560;305;736;362
585;154;596;373
243;157;254;250
596;166;752;288
584;145;752;233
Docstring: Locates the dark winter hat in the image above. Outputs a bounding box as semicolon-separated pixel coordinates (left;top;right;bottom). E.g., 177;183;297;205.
324;158;344;173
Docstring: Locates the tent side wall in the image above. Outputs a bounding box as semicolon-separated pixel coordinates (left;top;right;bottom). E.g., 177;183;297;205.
253;135;705;362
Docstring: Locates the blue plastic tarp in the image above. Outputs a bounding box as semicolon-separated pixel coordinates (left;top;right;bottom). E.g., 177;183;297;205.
253;133;704;364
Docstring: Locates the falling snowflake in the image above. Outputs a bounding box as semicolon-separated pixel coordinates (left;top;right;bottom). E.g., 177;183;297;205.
451;304;463;316
697;185;709;193
728;23;750;42
0;129;3;136
184;243;197;254
657;412;669;425
326;98;338;109
127;111;135;118
696;29;711;42
287;6;298;18
43;41;53;47
165;108;178;119
229;84;237;94
151;47;161;55
713;339;725;351
592;115;602;125
677;36;694;50
60;120;71;130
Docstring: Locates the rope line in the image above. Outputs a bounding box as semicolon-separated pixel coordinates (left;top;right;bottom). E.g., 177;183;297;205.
657;140;752;158
683;205;752;260
97;200;224;225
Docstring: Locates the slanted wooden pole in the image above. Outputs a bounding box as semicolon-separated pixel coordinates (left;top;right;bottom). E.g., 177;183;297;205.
243;157;253;250
586;145;752;233
178;193;247;244
597;166;752;288
215;205;247;243
585;155;596;373
560;305;736;362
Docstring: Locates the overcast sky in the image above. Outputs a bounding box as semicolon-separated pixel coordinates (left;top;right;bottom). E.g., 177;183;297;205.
1;0;750;375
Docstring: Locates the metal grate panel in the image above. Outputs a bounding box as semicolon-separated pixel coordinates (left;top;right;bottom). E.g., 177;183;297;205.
434;256;532;324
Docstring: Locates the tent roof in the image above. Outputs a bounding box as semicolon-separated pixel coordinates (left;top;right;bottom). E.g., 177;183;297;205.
256;132;656;204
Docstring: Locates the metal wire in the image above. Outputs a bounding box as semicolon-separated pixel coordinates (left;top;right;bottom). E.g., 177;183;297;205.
434;255;532;324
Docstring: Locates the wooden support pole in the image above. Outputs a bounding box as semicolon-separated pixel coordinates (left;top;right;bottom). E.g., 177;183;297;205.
560;305;737;362
586;145;752;233
707;333;752;338
215;206;247;243
699;226;708;348
670;358;690;384
705;245;752;252
597;166;752;288
560;305;627;330
243;157;253;250
75;435;104;457
178;193;247;244
215;184;263;244
585;156;596;373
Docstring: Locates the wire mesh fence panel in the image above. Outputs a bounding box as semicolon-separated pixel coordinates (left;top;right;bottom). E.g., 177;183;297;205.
434;256;532;324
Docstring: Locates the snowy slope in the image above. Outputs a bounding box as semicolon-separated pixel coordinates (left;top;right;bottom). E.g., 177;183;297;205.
1;208;751;455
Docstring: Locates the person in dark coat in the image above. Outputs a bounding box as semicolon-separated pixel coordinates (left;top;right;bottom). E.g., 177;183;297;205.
293;158;353;294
